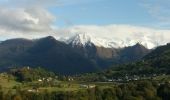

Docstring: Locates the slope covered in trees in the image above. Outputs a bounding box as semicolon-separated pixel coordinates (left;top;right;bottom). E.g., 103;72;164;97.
0;36;150;75
102;43;170;78
0;36;97;74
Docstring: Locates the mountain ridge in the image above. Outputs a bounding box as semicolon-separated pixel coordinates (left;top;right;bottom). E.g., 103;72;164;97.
0;36;151;74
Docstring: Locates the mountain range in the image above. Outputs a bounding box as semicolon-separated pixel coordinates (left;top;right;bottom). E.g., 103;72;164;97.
0;34;153;74
65;33;150;67
62;33;157;49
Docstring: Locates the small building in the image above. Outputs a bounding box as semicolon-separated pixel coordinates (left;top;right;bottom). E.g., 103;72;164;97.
27;88;39;92
38;79;42;82
108;79;113;82
88;84;96;88
47;77;53;82
68;78;74;81
26;66;30;70
80;84;96;89
80;84;88;88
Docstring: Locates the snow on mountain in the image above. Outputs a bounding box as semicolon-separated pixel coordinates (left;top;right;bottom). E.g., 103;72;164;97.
66;33;92;46
66;33;121;48
60;33;157;49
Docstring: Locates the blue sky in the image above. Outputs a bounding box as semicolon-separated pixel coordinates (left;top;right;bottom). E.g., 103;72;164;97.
49;0;151;27
46;0;168;28
0;0;169;28
0;0;170;43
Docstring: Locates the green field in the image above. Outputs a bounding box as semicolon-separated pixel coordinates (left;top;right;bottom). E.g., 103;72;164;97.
1;73;170;93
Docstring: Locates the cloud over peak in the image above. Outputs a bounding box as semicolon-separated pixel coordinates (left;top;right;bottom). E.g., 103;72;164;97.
55;25;170;48
0;0;169;48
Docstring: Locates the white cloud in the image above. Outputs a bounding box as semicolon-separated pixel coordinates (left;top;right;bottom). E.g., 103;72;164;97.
0;7;56;39
0;13;170;48
0;0;60;39
55;25;170;47
0;0;79;39
0;0;169;48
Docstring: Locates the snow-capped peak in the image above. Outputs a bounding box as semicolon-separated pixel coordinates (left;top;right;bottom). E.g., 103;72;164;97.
63;33;157;49
67;33;92;46
66;33;122;48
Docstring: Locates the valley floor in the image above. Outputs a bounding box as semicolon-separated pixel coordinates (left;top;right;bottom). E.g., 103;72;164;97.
0;73;170;100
